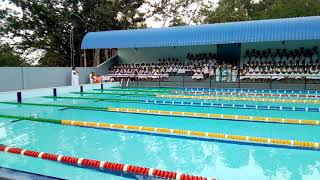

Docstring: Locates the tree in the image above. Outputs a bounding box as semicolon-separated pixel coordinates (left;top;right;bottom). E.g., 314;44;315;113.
200;0;250;23
199;0;320;24
145;0;209;27
0;43;24;67
254;0;320;19
1;0;147;67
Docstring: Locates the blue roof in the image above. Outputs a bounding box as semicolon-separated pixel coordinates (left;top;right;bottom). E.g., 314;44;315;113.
81;16;320;49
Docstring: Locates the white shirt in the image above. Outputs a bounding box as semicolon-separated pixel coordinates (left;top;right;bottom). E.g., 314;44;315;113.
203;66;209;74
71;70;79;86
72;70;79;79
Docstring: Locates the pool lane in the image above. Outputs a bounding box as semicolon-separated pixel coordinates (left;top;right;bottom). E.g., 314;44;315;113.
40;95;320;113
36;94;320;119
111;87;320;95
1;101;320;142
4;96;320;121
1;116;319;180
73;91;320;106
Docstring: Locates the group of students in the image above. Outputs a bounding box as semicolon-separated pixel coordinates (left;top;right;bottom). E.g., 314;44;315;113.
241;47;320;80
107;54;240;82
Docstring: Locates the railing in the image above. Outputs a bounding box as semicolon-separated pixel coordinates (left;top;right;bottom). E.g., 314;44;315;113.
106;74;320;90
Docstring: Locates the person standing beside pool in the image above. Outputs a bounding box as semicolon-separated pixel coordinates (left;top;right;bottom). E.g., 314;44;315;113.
71;67;79;86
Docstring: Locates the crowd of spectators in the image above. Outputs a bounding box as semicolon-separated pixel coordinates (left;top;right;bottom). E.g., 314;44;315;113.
241;47;320;81
106;46;320;82
107;53;239;82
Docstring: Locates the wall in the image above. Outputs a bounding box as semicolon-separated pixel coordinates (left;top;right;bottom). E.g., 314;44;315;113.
240;40;320;66
118;44;217;64
0;57;116;92
0;82;119;101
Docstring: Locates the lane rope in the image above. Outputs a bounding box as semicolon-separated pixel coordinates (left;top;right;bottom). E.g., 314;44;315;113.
0;114;318;150
93;89;172;93
0;102;320;125
112;87;320;94
142;99;320;112
71;92;163;97
174;91;320;99
156;94;320;104
40;96;320;113
2;102;318;126
183;88;320;94
0;145;214;180
107;107;320;126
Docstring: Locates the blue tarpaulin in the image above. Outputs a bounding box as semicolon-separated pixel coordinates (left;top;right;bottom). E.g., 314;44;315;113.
81;16;320;49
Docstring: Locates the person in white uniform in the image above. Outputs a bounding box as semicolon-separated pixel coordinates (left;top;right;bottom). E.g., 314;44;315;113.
231;65;238;82
215;65;221;82
71;67;79;86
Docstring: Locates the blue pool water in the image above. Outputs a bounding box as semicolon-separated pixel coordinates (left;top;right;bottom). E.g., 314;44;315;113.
0;87;320;180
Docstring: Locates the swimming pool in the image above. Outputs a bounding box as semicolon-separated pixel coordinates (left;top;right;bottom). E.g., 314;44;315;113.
0;84;320;180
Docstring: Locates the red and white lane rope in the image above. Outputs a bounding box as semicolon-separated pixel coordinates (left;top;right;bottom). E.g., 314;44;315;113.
0;145;215;180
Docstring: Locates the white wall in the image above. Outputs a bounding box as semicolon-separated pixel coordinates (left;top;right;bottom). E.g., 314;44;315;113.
0;82;119;101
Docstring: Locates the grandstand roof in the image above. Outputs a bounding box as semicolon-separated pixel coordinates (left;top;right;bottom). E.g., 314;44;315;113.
81;16;320;49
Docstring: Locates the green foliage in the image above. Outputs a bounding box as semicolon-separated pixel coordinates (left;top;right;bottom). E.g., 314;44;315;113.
37;51;65;67
2;0;146;67
0;43;24;67
254;0;320;19
1;0;320;67
147;0;205;27
201;0;250;23
201;0;320;23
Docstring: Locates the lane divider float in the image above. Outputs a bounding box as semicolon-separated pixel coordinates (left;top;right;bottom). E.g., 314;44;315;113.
142;99;320;112
0;145;214;180
183;88;319;95
0;102;320;126
108;107;320;126
2;101;318;126
156;94;320;104
0;114;318;150
93;88;172;93
174;91;320;99
71;92;163;97
39;96;320;113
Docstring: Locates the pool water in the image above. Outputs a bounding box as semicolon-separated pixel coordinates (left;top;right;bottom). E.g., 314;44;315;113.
0;87;320;180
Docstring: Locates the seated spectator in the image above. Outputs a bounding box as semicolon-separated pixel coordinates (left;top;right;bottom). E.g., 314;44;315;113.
192;70;204;80
91;72;102;83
